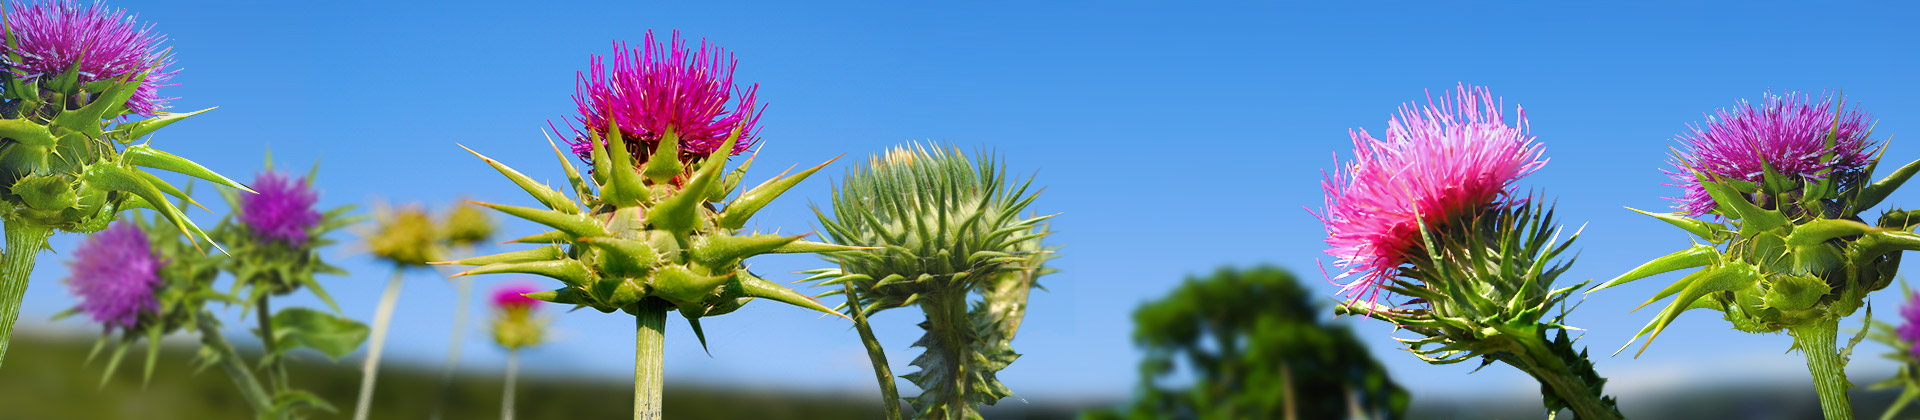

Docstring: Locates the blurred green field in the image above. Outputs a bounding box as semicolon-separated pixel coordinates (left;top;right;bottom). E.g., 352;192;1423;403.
0;330;1080;420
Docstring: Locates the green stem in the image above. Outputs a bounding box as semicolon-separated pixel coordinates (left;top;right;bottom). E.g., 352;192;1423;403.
918;288;976;419
1791;322;1855;420
843;282;903;420
198;314;275;417
502;348;519;420
634;298;667;420
256;297;289;394
352;269;407;420
431;276;475;420
1505;333;1623;420
0;219;53;369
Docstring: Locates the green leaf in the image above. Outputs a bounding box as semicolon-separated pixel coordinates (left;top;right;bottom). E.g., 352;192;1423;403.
0;118;55;146
718;156;836;230
452;260;592;288
468;201;607;239
1858;156;1920;212
688;233;800;268
1628;207;1726;241
461;144;578;214
1589;244;1718;293
270;307;371;361
123;144;255;194
736;271;850;320
1786;218;1882;248
119;107;213;140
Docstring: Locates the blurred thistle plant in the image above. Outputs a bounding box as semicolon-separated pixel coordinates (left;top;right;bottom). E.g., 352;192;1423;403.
490;282;545;420
0;0;251;368
1865;285;1920;420
64;180;366;420
803;143;1055;420
430;201;497;420
1319;85;1621;419
213;158;366;418
352;202;446;420
1588;91;1920;420
440;30;855;420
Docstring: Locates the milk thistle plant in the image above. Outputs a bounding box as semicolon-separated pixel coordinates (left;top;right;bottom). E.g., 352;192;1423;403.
432;201;497;420
1590;91;1920;420
0;0;249;368
1865;287;1920;420
804;143;1055;420
63;165;365;419
1318;85;1622;419
440;30;856;420
489;282;546;420
353;202;443;420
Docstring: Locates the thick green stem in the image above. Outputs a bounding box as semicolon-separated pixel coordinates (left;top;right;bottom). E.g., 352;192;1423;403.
352;269;407;420
502;348;519;420
634;298;667;420
0;220;53;369
919;288;976;419
198;314;275;417
256;297;289;394
1791;322;1855;420
844;282;903;420
1506;334;1623;420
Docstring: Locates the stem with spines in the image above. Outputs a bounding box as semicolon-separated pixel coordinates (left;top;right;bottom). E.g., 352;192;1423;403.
0;219;53;369
1792;321;1855;420
353;269;407;420
912;288;977;419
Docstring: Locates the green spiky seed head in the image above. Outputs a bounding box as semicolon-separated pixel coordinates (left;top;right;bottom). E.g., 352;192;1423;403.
811;143;1049;314
367;204;444;267
442;201;495;248
445;124;857;348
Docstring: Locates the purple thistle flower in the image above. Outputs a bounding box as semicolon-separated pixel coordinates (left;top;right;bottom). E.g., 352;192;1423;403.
1901;291;1920;359
1665;91;1874;215
1314;84;1546;305
491;283;541;312
237;171;321;246
66;222;163;331
4;0;176;115
560;29;761;167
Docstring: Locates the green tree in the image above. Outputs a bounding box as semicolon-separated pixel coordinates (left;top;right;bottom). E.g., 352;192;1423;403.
1083;266;1407;420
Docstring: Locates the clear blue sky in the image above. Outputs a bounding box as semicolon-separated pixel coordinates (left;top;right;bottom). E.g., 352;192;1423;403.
10;0;1920;407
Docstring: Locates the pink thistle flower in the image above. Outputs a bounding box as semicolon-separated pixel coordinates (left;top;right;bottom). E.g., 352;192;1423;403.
65;222;164;331
491;283;541;312
237;171;321;246
4;0;177;115
1314;84;1546;305
561;29;761;167
1664;91;1874;215
1900;291;1920;360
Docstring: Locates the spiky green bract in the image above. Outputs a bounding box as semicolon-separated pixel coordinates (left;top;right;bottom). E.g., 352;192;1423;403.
1334;201;1622;419
446;126;851;342
806;143;1051;420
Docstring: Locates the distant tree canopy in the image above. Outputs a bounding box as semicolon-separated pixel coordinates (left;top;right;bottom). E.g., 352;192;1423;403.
1082;266;1408;420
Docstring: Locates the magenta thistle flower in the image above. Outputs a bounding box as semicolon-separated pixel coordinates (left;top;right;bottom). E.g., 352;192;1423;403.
237;171;321;246
1314;84;1546;305
1901;291;1920;359
491;283;541;312
560;29;761;166
1664;91;1874;215
4;0;176;115
65;222;164;331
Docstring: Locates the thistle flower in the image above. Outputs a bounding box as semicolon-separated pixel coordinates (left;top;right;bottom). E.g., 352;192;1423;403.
1901;291;1920;360
561;29;760;167
1665;91;1874;215
491;283;540;313
237;171;320;246
4;0;176;115
1315;84;1546;305
65;222;163;331
367;204;443;267
442;202;494;248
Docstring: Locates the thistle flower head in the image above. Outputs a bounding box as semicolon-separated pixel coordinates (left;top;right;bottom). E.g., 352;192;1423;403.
1665;91;1874;215
4;0;175;115
65;221;163;331
367;204;442;267
491;283;541;312
1317;84;1546;305
442;202;495;248
237;171;320;246
1901;291;1920;359
562;30;760;168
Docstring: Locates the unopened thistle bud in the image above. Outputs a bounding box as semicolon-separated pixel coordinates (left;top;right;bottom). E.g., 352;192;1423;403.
367;204;443;268
442;201;495;249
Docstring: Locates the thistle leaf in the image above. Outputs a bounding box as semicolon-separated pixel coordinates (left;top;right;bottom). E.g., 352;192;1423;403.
123;145;255;193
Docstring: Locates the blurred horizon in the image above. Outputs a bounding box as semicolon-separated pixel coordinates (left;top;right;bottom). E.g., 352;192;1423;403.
3;0;1920;416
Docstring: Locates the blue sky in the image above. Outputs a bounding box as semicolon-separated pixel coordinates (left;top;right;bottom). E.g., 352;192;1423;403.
10;0;1920;409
